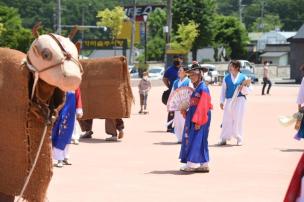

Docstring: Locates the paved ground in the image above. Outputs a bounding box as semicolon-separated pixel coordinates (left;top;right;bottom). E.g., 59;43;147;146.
48;84;303;202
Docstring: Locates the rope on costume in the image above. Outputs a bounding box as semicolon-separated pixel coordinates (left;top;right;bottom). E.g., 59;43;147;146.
16;111;50;202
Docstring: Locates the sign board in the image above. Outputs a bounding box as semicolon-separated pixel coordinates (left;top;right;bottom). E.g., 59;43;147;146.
81;39;127;50
117;21;141;44
124;5;165;19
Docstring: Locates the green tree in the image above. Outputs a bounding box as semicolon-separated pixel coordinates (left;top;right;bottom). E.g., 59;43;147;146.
96;6;125;41
59;0;120;40
123;0;166;4
216;0;255;16
216;0;239;16
147;8;166;37
241;0;304;31
214;15;249;60
250;14;283;32
0;0;120;40
267;0;304;31
0;21;5;36
171;21;199;51
0;0;54;29
172;0;217;60
0;5;32;52
147;36;166;61
146;8;167;61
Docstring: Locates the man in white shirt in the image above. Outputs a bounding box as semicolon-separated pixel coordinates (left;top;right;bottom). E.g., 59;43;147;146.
262;61;272;95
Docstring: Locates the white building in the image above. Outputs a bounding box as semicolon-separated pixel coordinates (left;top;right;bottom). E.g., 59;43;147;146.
257;31;296;51
260;51;288;65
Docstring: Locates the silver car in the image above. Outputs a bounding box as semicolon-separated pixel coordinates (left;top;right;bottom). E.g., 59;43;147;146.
148;67;165;80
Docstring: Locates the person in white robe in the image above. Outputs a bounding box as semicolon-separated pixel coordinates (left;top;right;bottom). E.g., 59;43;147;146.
218;60;252;146
71;116;83;145
170;66;193;143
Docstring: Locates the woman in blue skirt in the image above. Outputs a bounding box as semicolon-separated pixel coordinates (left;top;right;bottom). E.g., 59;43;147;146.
179;64;213;172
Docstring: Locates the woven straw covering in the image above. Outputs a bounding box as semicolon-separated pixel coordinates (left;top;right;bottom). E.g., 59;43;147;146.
0;48;29;198
0;48;64;201
80;56;133;119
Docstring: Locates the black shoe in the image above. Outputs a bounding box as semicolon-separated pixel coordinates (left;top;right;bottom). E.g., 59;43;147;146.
80;131;93;139
217;140;227;146
63;158;72;165
166;128;174;133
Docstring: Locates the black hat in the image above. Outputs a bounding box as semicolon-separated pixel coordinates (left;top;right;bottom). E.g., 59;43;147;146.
186;64;207;73
179;65;189;71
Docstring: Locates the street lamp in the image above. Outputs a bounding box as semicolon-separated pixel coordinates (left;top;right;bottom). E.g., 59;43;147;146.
143;14;148;64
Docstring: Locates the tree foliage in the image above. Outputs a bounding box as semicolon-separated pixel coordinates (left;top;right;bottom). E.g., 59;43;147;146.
217;0;304;31
0;0;120;37
0;5;32;52
172;0;217;60
0;0;54;29
0;21;5;36
96;6;125;40
250;14;283;32
147;8;166;37
214;15;249;60
171;21;199;51
147;36;166;61
146;8;167;61
267;0;304;31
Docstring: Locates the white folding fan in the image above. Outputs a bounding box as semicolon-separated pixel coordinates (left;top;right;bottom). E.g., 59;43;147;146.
167;86;194;111
278;112;304;127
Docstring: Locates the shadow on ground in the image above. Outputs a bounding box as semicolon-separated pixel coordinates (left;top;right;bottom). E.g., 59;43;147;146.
153;142;180;146
280;148;304;152
79;139;121;144
146;130;167;133
147;170;195;176
209;144;237;148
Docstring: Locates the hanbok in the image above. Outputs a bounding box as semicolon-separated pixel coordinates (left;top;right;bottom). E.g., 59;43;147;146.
295;78;304;140
219;72;252;143
179;81;212;166
171;77;193;142
52;88;82;161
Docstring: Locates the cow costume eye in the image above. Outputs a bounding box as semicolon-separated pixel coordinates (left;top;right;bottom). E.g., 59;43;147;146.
41;48;52;60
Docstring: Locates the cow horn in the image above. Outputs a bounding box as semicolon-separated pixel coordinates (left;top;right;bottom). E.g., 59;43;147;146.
32;21;42;38
68;26;78;40
75;41;81;54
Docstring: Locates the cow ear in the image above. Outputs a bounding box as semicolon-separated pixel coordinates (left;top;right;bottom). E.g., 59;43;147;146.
32;21;42;38
75;41;81;55
68;26;78;40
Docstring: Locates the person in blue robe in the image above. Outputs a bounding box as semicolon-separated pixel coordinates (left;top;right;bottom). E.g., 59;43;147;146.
52;91;78;167
179;64;213;172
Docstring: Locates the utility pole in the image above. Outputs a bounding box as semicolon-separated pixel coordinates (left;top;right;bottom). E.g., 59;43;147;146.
53;6;57;31
239;0;242;23
56;0;62;35
129;0;136;65
143;14;148;65
166;0;172;44
81;7;85;40
260;0;265;32
165;0;172;68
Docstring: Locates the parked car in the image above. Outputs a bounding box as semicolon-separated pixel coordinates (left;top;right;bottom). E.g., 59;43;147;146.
187;63;219;83
148;66;165;80
200;64;219;83
240;69;259;84
79;55;89;59
239;60;254;72
128;65;134;73
129;66;139;78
